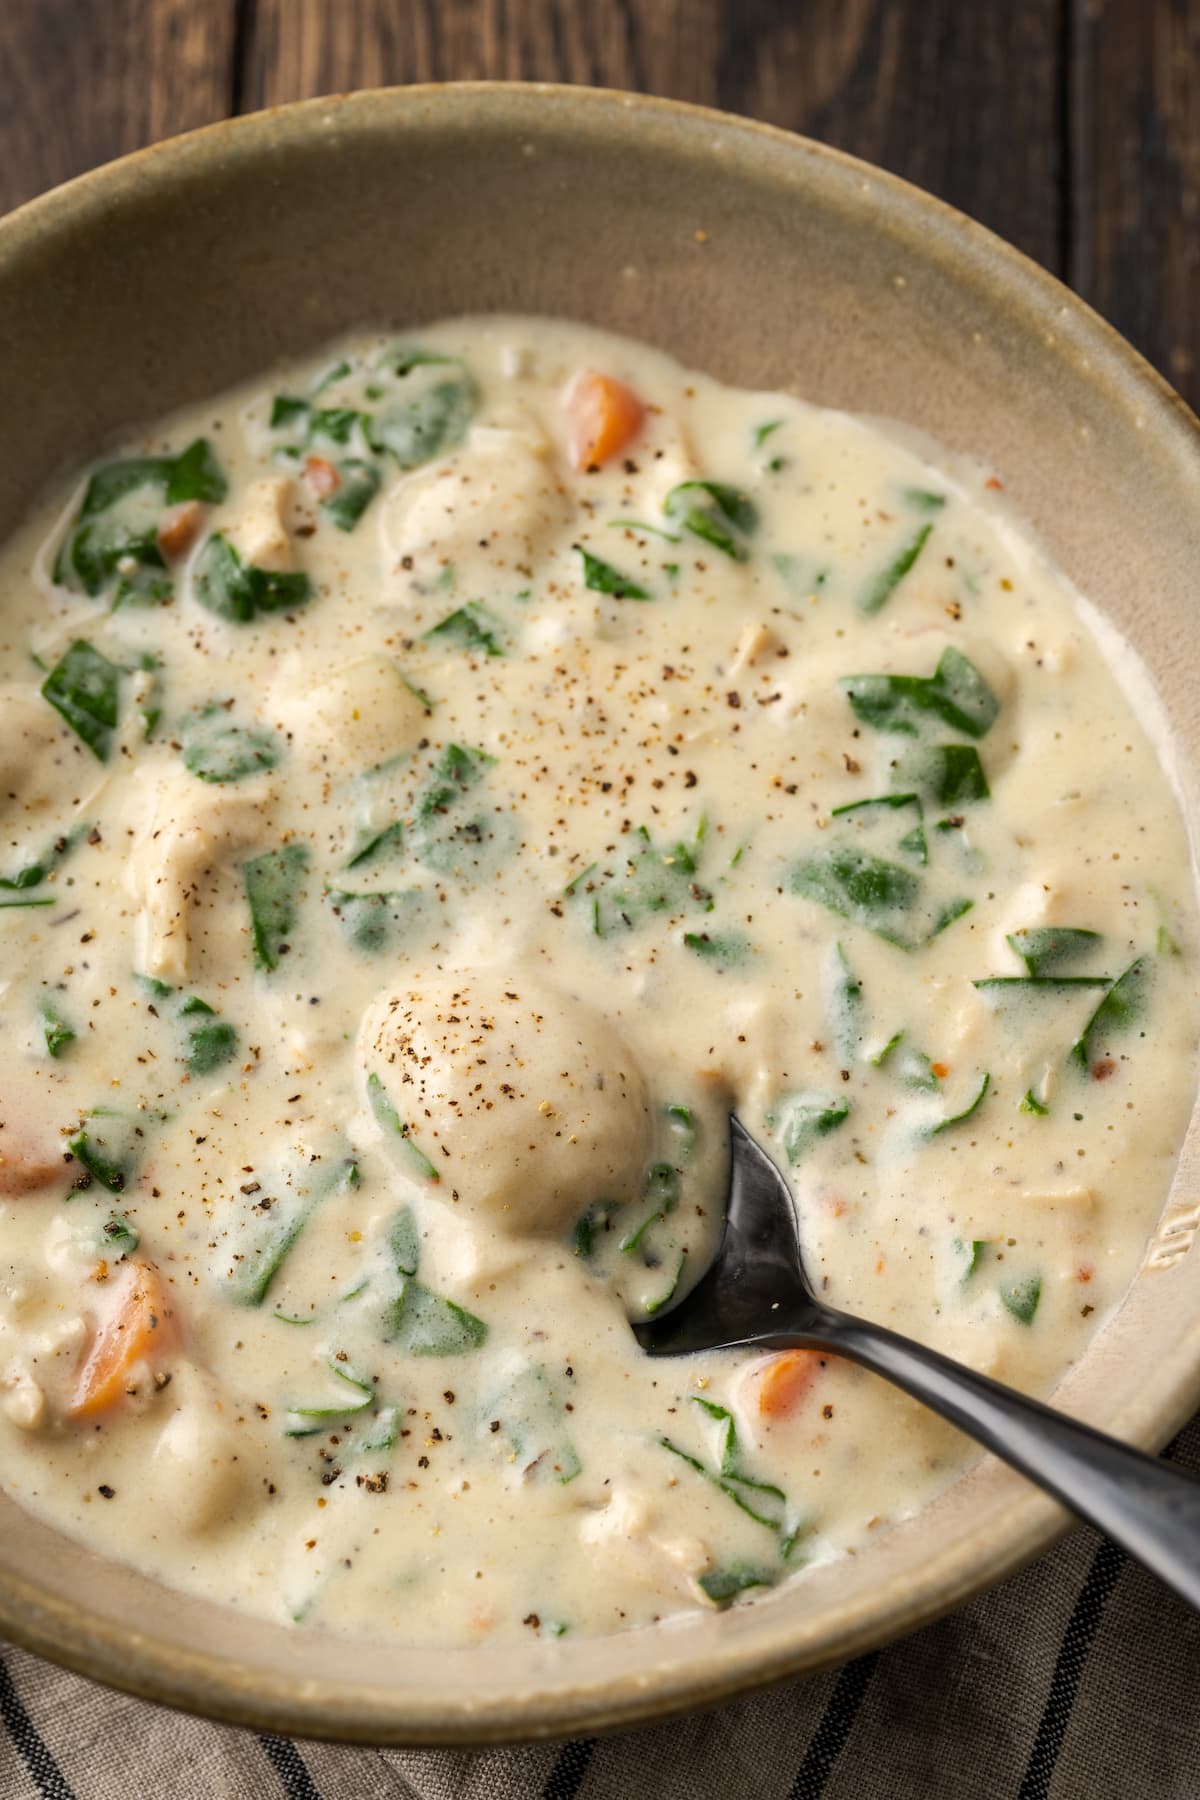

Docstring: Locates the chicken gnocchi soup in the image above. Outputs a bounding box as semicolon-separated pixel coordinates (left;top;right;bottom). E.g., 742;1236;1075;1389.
0;317;1194;1645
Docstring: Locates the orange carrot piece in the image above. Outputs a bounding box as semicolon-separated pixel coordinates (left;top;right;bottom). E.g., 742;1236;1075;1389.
754;1349;823;1418
567;371;644;471
0;1144;65;1195
69;1261;177;1418
156;499;204;560
303;454;342;498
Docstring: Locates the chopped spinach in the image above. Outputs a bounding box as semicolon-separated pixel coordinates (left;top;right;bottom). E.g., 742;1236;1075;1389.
385;1280;488;1356
698;1564;778;1607
892;742;990;806
242;843;309;972
41;640;123;760
424;601;505;657
842;647;1000;739
1000;1274;1043;1325
326;887;422;954
483;1364;581;1485
367;1071;439;1182
772;1092;850;1165
831;793;928;866
1020;1087;1050;1116
682;929;752;968
664;480;757;560
926;1072;990;1136
225;1151;358;1307
40;998;76;1059
861;522;933;614
284;1362;375;1437
954;1236;988;1281
408;742;501;876
1007;928;1104;977
789;845;972;950
100;1214;139;1258
1070;956;1152;1072
194;533;312;624
68;1108;152;1194
577;547;651;601
346;820;404;871
54;438;225;605
178;995;238;1075
180;702;282;783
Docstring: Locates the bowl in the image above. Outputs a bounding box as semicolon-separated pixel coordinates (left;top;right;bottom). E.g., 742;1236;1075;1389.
1;82;1199;1745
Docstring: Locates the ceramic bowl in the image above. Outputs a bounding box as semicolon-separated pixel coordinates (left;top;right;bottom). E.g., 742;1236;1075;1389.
1;84;1198;1744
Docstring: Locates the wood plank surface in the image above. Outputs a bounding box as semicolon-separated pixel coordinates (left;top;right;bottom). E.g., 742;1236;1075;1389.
239;0;1065;272
1070;0;1200;409
0;0;237;216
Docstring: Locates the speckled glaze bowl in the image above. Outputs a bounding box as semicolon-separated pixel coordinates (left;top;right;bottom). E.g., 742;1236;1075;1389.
1;84;1199;1745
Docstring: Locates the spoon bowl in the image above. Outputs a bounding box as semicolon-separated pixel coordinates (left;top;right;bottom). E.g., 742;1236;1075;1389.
636;1117;1200;1613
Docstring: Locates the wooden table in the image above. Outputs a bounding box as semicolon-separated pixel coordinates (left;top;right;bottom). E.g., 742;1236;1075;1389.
1;0;1197;415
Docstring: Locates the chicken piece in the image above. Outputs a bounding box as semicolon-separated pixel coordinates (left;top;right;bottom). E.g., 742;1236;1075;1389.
578;1483;710;1599
227;475;296;571
125;766;276;982
267;654;429;782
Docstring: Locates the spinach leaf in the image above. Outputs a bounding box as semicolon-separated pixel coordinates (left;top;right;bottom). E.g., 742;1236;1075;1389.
41;640;123;760
1000;1274;1042;1325
954;1236;989;1280
874;1034;940;1092
697;1565;778;1607
831;792;928;866
902;488;946;512
366;363;477;468
225;1151;358;1307
842;647;1000;739
926;1072;990;1136
892;742;990;806
577;547;651;600
242;843;309;972
178;995;238;1075
682;929;752;968
424;601;505;657
284;1362;375;1437
367;1070;439;1182
620;1162;680;1254
1020;1087;1050;1115
388;1204;421;1278
0;823;90;895
100;1214;139;1258
483;1365;582;1486
40;998;76;1059
327;887;422;954
661;1397;798;1542
664;480;757;560
772;1092;850;1165
583;823;712;938
1007;927;1105;977
1070;955;1152;1072
409;742;500;875
68;1108;152;1194
180;702;282;782
571;1197;624;1258
321;458;381;531
346;819;404;870
55;439;225;606
790;846;971;949
194;533;312;623
826;942;864;1062
385;1279;487;1356
861;522;933;614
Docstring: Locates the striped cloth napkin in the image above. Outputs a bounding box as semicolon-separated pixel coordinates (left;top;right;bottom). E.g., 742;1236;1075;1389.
2;1414;1197;1800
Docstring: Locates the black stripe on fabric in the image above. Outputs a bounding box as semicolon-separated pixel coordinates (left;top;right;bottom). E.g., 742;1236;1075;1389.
788;1651;880;1800
258;1733;323;1800
542;1737;598;1800
0;1657;76;1800
1017;1537;1127;1800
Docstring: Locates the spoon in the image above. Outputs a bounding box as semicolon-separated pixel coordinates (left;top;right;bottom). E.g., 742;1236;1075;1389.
634;1117;1200;1611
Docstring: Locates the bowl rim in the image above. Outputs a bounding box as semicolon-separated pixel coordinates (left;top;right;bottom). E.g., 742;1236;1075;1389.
2;78;1200;1746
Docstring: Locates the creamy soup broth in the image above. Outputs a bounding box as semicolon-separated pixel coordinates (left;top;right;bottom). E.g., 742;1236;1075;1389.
0;316;1194;1645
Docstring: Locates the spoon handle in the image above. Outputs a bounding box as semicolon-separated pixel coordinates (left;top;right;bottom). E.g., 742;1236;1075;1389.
793;1309;1200;1611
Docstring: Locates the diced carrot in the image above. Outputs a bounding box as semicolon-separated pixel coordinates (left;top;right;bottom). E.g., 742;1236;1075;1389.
0;1143;65;1195
156;499;204;560
567;371;644;471
303;454;342;499
985;475;1004;491
931;1061;950;1079
68;1261;177;1418
753;1349;823;1418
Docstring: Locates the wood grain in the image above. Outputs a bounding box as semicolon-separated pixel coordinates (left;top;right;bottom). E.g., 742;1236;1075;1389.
1071;0;1200;410
0;0;237;215
238;0;1064;271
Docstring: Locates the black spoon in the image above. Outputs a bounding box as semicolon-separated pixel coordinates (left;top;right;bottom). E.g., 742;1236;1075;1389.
634;1116;1200;1611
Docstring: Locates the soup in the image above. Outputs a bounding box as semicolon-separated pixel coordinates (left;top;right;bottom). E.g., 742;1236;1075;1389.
0;317;1193;1645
